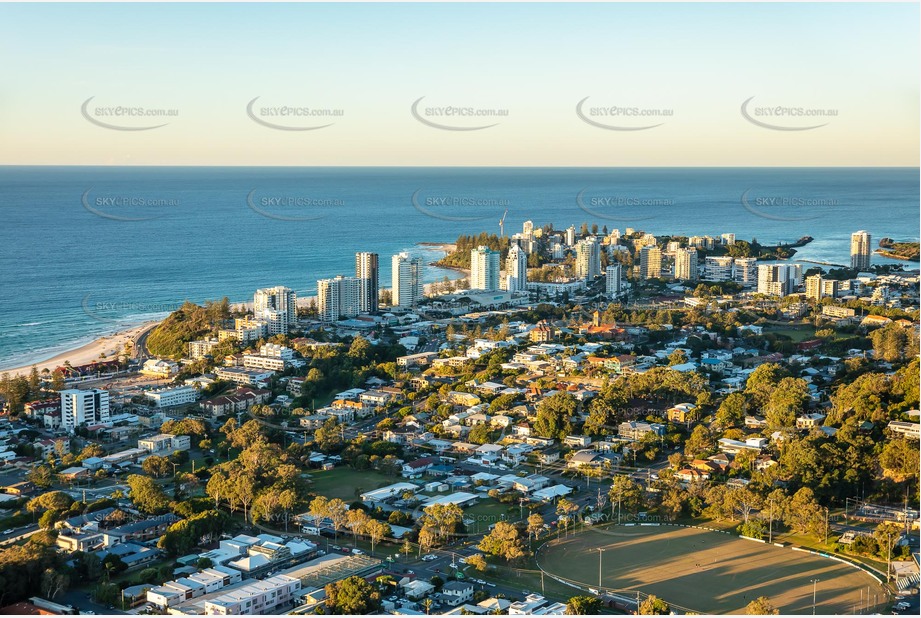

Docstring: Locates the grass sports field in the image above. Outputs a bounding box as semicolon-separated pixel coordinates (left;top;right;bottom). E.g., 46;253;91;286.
537;525;887;614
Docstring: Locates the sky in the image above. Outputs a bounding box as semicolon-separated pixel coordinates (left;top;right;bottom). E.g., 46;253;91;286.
0;1;918;167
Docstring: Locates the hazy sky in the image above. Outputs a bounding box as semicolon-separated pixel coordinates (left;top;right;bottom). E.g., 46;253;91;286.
0;2;918;166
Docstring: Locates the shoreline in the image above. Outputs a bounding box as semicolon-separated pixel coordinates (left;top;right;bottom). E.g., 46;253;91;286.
0;321;159;378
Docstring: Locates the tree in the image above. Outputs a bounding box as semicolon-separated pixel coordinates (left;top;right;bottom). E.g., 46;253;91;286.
27;464;54;489
555;498;580;536
126;474;170;514
364;519;390;556
38;510;60;530
668;349;688;367
744;596;780;615
315;417;344;453
879;438;920;480
308;495;330;532
533;392;577;439
467;553;488;572
764;377;810;429
326;498;349;541
527;513;545;545
566;596;602;615
346;508;371;545
468;424;493;445
27;491;74;514
638;595;669;615
684;425;714;458
325;575;380;614
870;323;917;362
744;363;790;409
418;525;439;555
478;521;526;562
716;392;747;428
420;503;464;542
40;569;68;600
784;487;824;536
142;455;173;479
608;475;645;517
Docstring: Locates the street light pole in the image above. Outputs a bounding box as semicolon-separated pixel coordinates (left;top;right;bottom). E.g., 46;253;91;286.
886;533;893;583
811;579;819;615
598;548;604;590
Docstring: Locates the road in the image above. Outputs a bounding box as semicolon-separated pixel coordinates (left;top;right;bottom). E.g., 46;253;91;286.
0;523;39;546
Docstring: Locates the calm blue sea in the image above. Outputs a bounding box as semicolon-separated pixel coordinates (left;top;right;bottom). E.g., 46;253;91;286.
0;167;917;370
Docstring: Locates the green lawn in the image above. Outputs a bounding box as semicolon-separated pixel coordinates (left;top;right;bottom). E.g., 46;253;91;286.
764;325;818;342
464;500;526;534
305;468;403;502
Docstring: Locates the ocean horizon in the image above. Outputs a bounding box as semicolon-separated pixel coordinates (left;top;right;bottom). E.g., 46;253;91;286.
1;166;918;371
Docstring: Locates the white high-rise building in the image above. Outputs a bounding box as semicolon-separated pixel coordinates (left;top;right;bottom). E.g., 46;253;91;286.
355;252;379;314
392;253;423;308
254;286;297;335
522;220;534;239
575;237;601;280
565;226;576;246
805;274;838;301
470;246;501;291
733;258;758;287
850;231;872;271
788;264;803;288
504;245;528;292
721;233;736;246
605;264;623;298
640;245;662;280
317;275;362;322
757;264;795;297
59;388;110;432
674;248;699;281
704;256;735;281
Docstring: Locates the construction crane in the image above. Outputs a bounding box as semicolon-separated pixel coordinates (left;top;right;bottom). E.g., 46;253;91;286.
499;209;509;237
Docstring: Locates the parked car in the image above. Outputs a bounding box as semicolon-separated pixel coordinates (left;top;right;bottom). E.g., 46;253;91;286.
352;548;364;555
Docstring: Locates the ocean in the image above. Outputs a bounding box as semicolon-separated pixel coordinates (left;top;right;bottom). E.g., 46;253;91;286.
0;166;917;370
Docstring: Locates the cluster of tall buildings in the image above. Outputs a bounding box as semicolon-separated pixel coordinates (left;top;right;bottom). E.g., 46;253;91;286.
467;244;529;293
254;286;297;335
756;263;803;296
575;237;602;279
315;252;421;321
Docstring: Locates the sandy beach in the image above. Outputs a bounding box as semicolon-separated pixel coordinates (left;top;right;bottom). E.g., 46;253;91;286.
1;321;160;378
